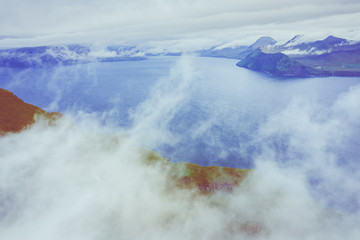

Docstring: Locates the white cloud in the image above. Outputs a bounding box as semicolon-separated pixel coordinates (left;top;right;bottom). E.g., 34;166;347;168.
128;55;196;148
281;48;328;56
1;56;360;239
0;0;359;48
1;91;360;239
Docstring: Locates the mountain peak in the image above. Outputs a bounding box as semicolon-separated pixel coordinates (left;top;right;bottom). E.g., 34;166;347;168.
249;36;277;50
282;35;304;47
254;36;277;44
323;35;346;44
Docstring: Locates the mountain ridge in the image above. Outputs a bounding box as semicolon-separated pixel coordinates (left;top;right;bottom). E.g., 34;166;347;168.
236;35;360;77
0;88;250;193
0;88;61;133
0;45;146;68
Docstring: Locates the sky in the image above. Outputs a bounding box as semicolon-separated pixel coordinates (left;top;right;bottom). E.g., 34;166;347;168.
0;0;360;49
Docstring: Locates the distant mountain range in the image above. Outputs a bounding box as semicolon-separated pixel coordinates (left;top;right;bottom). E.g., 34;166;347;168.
200;35;360;77
197;36;276;60
1;35;359;77
236;49;327;78
198;36;277;60
0;45;146;68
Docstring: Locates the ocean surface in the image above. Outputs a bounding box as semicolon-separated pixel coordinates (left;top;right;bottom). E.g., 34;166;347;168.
1;56;359;168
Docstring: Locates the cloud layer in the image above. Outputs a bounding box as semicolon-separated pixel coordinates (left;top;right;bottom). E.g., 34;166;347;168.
1;56;360;239
1;94;360;239
0;0;360;48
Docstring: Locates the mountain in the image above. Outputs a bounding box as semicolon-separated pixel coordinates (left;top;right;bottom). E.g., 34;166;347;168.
144;150;250;193
298;35;347;51
199;36;277;60
293;47;360;76
237;35;360;77
281;34;304;48
248;36;277;51
237;36;277;59
198;45;248;59
0;88;250;193
237;49;327;77
279;35;349;55
0;45;146;68
0;88;61;133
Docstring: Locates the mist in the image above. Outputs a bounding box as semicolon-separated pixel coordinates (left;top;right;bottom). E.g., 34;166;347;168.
1;54;360;239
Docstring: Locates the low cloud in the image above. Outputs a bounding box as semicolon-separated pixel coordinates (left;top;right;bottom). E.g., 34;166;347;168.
1;96;360;239
128;55;196;149
1;56;360;239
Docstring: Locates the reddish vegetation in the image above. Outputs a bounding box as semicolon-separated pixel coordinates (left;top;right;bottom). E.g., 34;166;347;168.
142;150;250;194
1;88;250;195
0;88;61;134
171;163;250;193
1;88;256;236
227;221;263;237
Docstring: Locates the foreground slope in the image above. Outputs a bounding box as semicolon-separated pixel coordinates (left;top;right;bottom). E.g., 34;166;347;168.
143;150;249;193
0;88;249;193
0;88;61;133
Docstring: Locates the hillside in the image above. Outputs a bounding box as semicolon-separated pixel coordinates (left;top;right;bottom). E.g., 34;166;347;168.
0;88;61;133
236;35;360;78
236;49;327;77
0;88;250;193
197;34;360;77
198;36;277;60
143;150;249;193
294;48;360;76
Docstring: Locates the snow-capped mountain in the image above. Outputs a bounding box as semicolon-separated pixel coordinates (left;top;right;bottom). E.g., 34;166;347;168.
198;36;277;59
0;45;146;68
237;35;360;77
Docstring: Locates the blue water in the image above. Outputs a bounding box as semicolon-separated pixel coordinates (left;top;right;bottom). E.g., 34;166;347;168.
1;56;359;168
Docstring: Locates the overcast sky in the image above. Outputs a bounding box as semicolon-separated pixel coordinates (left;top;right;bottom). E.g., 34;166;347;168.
0;0;360;48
